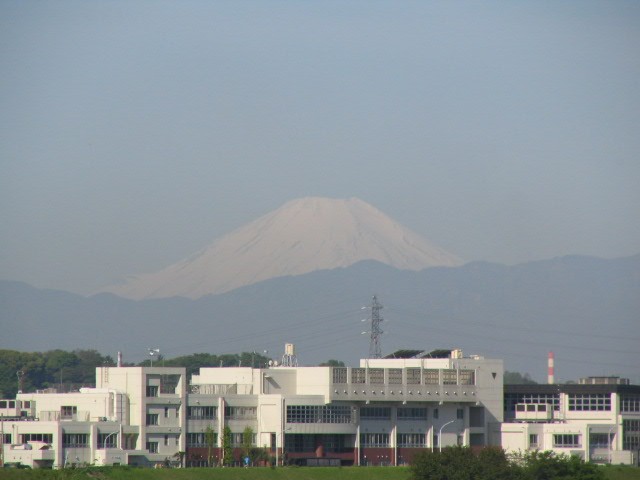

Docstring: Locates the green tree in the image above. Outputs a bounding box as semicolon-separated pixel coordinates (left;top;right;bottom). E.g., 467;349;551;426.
318;359;345;367
518;450;604;480
242;426;254;462
504;371;538;385
205;425;216;467
222;426;233;466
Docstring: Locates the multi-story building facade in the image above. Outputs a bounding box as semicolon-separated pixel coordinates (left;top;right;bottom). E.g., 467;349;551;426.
499;378;640;465
0;349;503;468
185;349;503;466
1;367;186;468
2;349;637;468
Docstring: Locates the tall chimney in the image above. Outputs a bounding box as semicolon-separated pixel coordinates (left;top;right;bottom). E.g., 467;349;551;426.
547;351;555;384
117;351;123;368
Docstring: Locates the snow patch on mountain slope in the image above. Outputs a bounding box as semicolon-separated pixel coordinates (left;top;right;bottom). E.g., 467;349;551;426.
100;197;462;299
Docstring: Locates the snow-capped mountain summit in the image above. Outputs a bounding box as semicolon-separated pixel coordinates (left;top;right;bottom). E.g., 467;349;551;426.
100;197;462;299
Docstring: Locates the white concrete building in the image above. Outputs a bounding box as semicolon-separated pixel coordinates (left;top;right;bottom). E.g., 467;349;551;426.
3;349;637;469
498;379;640;465
186;349;503;466
1;349;503;468
1;367;187;468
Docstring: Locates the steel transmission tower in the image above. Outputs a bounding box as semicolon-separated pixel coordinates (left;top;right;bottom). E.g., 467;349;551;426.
368;295;384;358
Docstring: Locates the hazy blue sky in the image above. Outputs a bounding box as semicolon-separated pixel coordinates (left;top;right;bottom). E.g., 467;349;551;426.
1;1;639;294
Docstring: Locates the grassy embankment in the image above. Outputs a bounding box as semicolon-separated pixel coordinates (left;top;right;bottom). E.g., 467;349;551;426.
0;465;639;480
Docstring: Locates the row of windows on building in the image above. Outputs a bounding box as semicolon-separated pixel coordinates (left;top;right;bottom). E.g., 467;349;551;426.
358;433;464;448
284;405;460;424
0;400;32;409
144;406;258;424
524;423;640;451
186;432;257;447
332;368;475;386
2;433;121;448
506;394;640;413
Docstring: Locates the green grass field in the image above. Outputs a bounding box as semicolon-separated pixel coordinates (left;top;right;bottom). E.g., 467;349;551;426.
0;465;639;480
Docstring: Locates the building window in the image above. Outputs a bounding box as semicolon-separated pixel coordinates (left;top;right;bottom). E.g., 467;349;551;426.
360;433;389;447
433;434;439;447
406;368;421;385
623;420;640;450
160;374;180;394
188;432;217;447
388;369;403;384
505;393;559;415
287;405;353;424
553;434;581;448
224;406;257;420
529;434;539;448
352;368;366;384
568;393;611;411
360;406;391;420
457;408;464;419
332;368;347;384
457;434;464;446
424;369;439;385
589;433;613;448
21;433;53;444
164;407;170;418
61;406;77;419
164;435;169;446
442;369;457;385
97;432;118;448
231;432;256;447
285;434;315;452
188;406;216;419
397;407;427;420
146;442;158;453
621;395;640;413
146;385;159;397
146;413;159;426
433;408;439;419
459;370;475;385
63;433;89;447
397;433;425;447
368;368;384;384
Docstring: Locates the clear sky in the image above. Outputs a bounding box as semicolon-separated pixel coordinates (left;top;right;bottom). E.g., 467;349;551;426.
1;1;639;295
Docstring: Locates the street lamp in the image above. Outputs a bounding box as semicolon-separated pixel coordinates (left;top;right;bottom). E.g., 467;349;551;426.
103;432;118;449
275;428;292;466
438;419;457;453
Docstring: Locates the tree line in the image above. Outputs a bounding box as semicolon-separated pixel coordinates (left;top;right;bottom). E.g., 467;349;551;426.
0;348;537;398
0;349;342;398
411;446;603;480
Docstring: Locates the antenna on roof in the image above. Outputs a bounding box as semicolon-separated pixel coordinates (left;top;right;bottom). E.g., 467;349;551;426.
148;348;160;367
364;295;384;358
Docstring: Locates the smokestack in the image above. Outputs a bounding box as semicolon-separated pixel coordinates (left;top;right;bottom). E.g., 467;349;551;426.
117;351;123;368
547;351;555;384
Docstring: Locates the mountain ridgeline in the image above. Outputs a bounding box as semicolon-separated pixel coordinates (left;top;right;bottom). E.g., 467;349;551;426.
2;254;639;384
99;197;462;299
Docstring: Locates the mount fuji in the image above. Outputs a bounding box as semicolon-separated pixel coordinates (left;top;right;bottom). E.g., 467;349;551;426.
100;197;462;299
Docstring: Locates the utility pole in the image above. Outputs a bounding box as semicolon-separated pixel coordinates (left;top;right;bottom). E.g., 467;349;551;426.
368;295;384;358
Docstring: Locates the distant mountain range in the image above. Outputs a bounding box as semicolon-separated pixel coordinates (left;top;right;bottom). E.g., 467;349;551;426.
2;254;639;384
99;197;462;299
